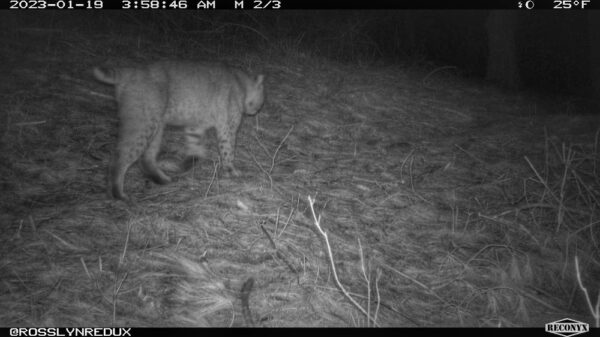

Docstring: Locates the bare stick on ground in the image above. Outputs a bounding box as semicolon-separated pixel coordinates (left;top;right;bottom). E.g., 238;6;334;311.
307;195;379;326
240;277;256;327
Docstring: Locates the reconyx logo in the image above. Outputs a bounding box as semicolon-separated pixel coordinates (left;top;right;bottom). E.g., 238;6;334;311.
545;318;589;337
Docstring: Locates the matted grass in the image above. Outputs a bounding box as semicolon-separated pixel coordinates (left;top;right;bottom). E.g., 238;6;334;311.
0;12;598;327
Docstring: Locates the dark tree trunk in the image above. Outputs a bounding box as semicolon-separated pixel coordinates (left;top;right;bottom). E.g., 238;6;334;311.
588;11;600;99
485;11;520;88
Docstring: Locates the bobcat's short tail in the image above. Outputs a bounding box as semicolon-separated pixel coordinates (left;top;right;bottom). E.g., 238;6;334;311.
93;66;119;85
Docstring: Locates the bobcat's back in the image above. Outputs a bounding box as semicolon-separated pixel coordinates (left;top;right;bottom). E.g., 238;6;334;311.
161;61;263;124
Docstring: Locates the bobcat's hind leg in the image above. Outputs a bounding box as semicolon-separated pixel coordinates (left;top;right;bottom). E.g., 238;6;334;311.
181;126;208;171
110;119;158;200
140;123;171;185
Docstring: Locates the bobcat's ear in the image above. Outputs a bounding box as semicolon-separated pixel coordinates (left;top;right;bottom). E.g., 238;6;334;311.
256;74;264;86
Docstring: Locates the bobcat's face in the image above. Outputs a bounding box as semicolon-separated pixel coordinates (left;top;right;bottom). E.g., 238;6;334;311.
244;74;265;116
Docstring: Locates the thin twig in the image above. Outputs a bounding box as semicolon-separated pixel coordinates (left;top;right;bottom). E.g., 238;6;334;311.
119;221;133;267
269;125;294;176
358;238;371;326
478;213;539;246
260;224;298;275
14;120;46;127
374;269;381;324
278;197;296;238
252;125;294;189
381;262;472;319
112;272;128;326
204;160;219;198
575;256;600;327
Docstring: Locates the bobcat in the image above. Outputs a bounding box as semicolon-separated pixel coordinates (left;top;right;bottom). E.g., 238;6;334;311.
93;61;265;201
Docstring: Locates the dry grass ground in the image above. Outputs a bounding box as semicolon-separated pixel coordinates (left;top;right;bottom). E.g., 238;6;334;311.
0;12;599;327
